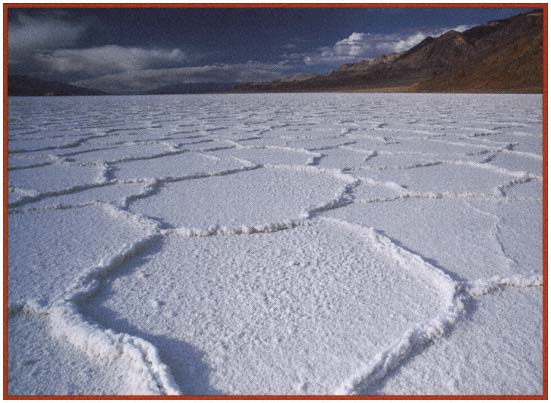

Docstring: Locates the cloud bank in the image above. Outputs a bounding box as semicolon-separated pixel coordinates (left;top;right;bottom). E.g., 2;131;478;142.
36;46;190;76
73;62;293;93
285;25;471;66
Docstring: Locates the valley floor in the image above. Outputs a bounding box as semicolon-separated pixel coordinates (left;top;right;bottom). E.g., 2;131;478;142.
7;93;544;396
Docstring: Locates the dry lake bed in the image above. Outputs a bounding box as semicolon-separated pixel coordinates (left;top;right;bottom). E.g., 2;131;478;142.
7;93;543;395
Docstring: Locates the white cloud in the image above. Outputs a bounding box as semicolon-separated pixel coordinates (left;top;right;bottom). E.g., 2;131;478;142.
282;44;297;50
334;32;371;57
35;45;190;76
73;62;293;93
291;24;472;67
451;25;471;33
391;32;430;53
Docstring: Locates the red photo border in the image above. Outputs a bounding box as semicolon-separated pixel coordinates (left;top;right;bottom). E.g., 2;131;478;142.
2;3;548;400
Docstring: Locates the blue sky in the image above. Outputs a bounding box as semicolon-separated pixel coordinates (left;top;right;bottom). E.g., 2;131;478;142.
8;7;533;93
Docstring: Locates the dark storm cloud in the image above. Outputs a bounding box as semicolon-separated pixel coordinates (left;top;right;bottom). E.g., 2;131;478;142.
8;13;88;62
36;46;192;76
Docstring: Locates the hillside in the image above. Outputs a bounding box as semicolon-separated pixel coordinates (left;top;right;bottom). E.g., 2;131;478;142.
8;75;107;96
146;82;239;95
234;9;543;93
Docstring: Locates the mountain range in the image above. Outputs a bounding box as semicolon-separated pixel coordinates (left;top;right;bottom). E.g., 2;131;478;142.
145;82;240;95
7;75;107;96
234;9;543;93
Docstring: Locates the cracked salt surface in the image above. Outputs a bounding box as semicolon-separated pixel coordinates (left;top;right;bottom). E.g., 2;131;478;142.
70;143;175;164
487;151;542;177
128;165;351;230
8;312;132;395
328;198;516;281
9;163;104;195
114;151;238;181
504;178;542;199
83;219;448;394
363;161;516;194
377;288;543;395
19;182;147;209
7;93;543;395
469;200;543;276
8;204;157;306
207;146;316;166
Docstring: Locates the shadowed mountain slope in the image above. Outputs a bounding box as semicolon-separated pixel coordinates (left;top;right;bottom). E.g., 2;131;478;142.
234;10;543;93
8;75;108;96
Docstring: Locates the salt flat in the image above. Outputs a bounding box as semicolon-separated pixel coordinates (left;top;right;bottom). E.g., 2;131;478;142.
7;93;543;395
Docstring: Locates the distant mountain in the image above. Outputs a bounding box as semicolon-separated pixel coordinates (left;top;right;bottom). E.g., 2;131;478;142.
147;82;239;95
8;75;107;96
234;9;543;93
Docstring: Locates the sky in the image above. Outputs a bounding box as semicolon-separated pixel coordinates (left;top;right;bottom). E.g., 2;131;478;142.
8;7;533;94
